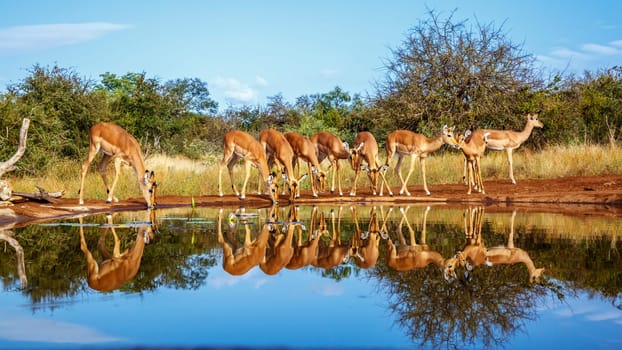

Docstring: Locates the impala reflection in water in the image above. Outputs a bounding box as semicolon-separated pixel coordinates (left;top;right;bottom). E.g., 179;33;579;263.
1;204;621;350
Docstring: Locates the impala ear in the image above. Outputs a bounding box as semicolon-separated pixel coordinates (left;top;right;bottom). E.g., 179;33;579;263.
379;164;389;172
342;142;350;151
356;142;364;151
360;164;370;172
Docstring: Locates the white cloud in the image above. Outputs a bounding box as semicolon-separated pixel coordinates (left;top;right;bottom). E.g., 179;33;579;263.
0;316;122;343
549;47;591;60
0;22;131;52
585;311;622;322
581;43;620;56
311;282;344;296
610;40;622;48
320;68;340;78
211;76;259;104
255;75;268;87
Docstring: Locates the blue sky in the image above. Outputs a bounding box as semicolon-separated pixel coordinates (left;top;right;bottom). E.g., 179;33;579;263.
1;0;621;109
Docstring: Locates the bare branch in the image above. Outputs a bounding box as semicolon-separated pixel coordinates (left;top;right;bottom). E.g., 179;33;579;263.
0;118;30;179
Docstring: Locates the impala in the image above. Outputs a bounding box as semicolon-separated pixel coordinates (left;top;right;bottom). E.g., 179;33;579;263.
443;207;489;280
260;205;300;275
218;130;278;203
218;208;271;276
79;210;156;292
286;206;325;270
284;132;327;197
386;206;447;275
348;131;390;196
78;122;157;208
312;206;351;269
310;131;350;196
350;206;389;269
384;125;458;196
454;130;489;194
485;210;545;283
465;113;544;185
259;129;307;201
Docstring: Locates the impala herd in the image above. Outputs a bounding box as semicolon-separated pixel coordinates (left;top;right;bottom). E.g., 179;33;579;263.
73;114;545;289
78;113;543;208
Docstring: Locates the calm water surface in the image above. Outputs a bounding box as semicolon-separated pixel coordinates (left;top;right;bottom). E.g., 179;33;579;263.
1;204;621;349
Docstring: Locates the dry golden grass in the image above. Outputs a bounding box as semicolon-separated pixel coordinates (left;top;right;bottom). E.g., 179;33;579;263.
5;143;622;201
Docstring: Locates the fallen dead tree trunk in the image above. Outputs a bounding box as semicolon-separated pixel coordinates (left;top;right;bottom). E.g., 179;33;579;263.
12;186;65;203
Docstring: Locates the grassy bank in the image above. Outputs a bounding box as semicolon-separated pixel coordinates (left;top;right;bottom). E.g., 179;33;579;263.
6;144;622;202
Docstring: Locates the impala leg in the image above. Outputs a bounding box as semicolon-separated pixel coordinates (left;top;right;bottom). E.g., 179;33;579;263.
394;155;406;193
240;160;252;200
467;159;474;194
218;160;226;197
476;157;485;194
378;168;393;196
336;160;343;196
79;146;99;205
420;157;431;196
399;154;416;196
227;156;240;197
106;157;122;203
506;148;516;184
308;162;318;197
350;165;361;196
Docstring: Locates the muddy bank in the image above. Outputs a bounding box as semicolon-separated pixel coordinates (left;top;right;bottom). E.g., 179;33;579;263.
2;174;621;228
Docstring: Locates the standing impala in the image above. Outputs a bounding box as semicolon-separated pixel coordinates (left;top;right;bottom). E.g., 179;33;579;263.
454;130;489;195
310;131;350;196
348;131;390;196
284;132;327;198
79;122;156;208
259;129;307;201
218;130;277;203
465;113;543;185
383;125;457;196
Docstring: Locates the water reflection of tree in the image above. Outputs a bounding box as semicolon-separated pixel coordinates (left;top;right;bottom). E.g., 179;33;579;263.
0;212;218;310
373;262;548;349
368;207;551;349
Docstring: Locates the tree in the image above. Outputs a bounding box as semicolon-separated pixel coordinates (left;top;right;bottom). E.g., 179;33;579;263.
373;9;543;135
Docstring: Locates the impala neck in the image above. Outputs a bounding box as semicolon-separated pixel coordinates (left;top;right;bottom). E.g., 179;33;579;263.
516;120;537;144
428;134;446;153
521;253;538;276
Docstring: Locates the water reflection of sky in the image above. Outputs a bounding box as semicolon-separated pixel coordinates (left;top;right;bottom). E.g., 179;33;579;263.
2;205;622;350
1;267;411;349
2;274;622;349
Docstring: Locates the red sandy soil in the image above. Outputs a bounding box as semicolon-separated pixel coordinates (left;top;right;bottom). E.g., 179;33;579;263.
2;174;621;228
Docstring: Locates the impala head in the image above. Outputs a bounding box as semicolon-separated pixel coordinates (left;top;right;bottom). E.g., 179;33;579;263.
443;251;466;281
311;165;327;192
267;173;279;203
283;173;308;201
527;113;544;128
530;267;545;284
441;125;460;149
348;142;364;169
142;170;157;208
361;164;388;194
